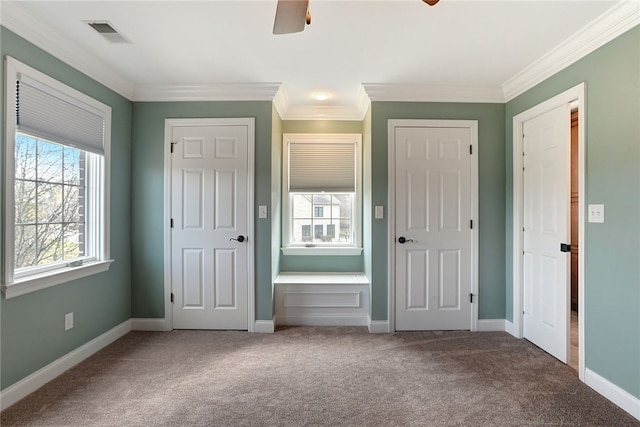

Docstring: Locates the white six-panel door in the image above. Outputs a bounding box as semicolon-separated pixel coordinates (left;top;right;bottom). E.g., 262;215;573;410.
170;123;251;330
522;104;570;362
393;125;474;331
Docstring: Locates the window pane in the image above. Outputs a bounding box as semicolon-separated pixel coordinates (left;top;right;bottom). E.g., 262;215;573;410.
15;179;36;225
293;219;312;243
339;220;351;242
37;140;63;183
15;134;37;181
15;225;36;268
63;147;82;185
63;185;82;223
37;182;63;223
292;194;312;218
63;223;82;259
36;223;63;264
314;224;323;239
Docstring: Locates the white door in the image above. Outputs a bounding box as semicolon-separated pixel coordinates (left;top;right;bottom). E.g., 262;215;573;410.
522;104;571;362
171;122;252;330
394;125;474;330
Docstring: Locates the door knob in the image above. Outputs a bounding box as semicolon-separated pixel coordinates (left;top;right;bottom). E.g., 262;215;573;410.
230;235;245;242
398;237;414;244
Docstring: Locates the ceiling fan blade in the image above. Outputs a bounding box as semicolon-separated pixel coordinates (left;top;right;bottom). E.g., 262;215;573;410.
423;0;440;5
273;0;310;35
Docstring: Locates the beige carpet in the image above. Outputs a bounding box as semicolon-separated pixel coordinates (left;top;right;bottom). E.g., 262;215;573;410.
2;327;638;426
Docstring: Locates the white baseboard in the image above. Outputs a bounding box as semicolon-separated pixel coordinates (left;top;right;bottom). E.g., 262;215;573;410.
368;318;390;333
253;317;275;333
477;319;506;332
131;318;171;331
585;368;640;421
0;319;132;411
276;315;369;327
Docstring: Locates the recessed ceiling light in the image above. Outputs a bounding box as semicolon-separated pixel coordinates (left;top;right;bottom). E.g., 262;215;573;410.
314;93;330;101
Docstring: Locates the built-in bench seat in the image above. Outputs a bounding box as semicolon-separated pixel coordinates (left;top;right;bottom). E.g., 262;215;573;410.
274;272;370;326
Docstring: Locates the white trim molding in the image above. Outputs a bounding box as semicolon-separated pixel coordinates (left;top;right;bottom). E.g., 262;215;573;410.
133;83;281;102
363;84;505;103
131;318;171;332
585;369;640;421
273;85;370;121
0;320;131;411
503;0;640;101
477;319;507;332
368;318;391;334
253;318;276;334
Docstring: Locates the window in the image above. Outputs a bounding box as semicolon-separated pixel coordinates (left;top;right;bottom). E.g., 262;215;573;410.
3;57;112;298
282;133;362;255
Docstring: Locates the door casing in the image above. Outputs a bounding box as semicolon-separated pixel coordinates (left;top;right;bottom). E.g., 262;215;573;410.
163;118;255;332
388;119;479;333
511;83;585;380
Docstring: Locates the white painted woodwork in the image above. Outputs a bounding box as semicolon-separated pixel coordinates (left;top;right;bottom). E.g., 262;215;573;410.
274;273;369;326
522;103;571;362
171;124;249;330
394;126;473;330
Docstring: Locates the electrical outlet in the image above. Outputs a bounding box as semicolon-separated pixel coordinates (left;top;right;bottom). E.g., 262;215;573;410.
65;312;74;331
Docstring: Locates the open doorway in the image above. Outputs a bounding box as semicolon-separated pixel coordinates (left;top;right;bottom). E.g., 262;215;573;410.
569;108;579;374
512;82;586;381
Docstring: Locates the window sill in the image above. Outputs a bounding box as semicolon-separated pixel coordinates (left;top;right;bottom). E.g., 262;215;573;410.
2;260;114;299
281;247;363;256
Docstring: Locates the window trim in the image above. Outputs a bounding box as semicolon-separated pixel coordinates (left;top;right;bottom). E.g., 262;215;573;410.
282;133;362;256
2;56;112;299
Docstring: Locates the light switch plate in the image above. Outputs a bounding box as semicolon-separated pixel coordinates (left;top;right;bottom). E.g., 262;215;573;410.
259;205;268;219
588;204;604;223
375;206;384;219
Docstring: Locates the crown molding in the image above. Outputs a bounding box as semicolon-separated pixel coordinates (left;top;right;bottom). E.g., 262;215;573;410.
273;85;370;121
362;84;505;103
0;2;135;100
132;83;281;102
502;0;640;102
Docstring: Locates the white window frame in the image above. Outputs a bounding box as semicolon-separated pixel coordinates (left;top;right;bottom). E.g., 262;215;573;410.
282;133;362;256
2;56;113;299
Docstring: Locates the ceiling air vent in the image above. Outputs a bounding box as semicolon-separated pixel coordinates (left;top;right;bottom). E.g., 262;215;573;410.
86;21;131;43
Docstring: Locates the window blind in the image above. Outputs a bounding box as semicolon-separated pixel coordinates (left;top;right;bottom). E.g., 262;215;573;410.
289;141;356;192
16;74;105;155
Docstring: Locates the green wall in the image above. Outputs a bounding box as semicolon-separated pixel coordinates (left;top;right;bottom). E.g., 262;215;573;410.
0;28;133;390
370;102;506;321
505;26;640;398
279;120;365;272
130;101;274;321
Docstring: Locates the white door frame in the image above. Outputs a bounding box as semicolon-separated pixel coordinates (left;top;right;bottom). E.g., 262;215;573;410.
163;118;255;332
512;83;585;379
388;119;479;333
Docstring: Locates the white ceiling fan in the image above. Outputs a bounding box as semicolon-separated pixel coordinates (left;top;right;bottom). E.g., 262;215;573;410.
273;0;441;35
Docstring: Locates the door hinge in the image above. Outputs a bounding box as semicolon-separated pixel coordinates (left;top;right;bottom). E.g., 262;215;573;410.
170;218;174;228
469;293;474;303
470;219;473;229
170;293;174;303
560;243;571;252
170;141;178;153
469;145;473;155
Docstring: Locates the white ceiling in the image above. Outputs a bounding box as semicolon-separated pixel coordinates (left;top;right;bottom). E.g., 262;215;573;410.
1;0;631;119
